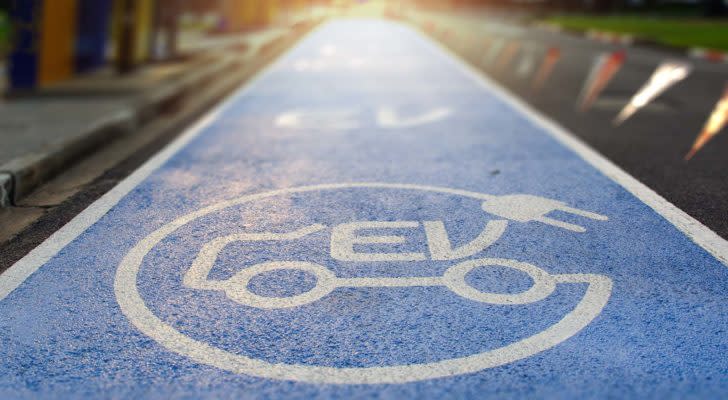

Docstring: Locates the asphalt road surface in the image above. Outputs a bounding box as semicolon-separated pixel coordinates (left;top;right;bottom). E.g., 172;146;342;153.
413;10;728;239
0;19;726;399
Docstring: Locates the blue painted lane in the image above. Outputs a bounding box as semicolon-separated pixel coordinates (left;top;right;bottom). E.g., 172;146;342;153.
1;20;727;399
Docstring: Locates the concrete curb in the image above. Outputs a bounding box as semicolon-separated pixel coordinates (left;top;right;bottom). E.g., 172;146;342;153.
134;55;240;124
0;23;317;208
0;173;11;208
0;109;137;206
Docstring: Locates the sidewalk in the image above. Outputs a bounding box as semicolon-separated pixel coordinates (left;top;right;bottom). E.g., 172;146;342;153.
0;22;310;208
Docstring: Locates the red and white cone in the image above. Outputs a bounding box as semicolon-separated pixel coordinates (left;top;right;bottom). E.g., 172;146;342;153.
615;61;691;125
496;41;522;74
578;50;626;111
532;47;561;92
685;84;728;160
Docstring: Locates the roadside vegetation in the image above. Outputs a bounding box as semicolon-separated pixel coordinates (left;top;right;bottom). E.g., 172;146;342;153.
545;15;728;51
0;11;8;58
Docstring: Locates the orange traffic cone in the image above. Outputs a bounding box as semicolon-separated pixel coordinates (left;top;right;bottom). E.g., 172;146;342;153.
532;47;561;92
685;84;728;160
578;50;626;111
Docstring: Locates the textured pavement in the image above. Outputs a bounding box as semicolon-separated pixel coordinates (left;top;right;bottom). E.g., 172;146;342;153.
0;19;726;399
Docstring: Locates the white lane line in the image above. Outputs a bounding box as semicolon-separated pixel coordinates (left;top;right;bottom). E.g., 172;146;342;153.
0;25;326;301
413;25;728;267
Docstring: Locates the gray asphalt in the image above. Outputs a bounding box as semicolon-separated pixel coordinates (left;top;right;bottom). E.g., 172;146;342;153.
410;10;728;239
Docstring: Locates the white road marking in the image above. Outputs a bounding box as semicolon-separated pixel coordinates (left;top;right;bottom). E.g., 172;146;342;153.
115;183;613;384
331;221;427;262
274;108;361;130
376;106;452;128
424;220;508;260
276;106;452;130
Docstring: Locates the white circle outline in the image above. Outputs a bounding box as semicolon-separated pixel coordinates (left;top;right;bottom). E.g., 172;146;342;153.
115;183;613;384
442;258;556;305
222;261;336;309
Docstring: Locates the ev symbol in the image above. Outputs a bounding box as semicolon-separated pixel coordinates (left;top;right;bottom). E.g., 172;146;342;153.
274;106;453;131
183;192;608;309
116;183;614;384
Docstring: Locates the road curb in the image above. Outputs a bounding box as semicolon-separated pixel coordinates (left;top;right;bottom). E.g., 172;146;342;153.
535;23;728;62
134;55;240;124
0;23;317;208
688;48;728;63
585;29;634;45
0;109;136;206
0;173;11;208
532;24;636;47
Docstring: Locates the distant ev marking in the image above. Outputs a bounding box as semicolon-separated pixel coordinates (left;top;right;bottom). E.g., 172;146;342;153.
116;183;612;384
275;106;453;130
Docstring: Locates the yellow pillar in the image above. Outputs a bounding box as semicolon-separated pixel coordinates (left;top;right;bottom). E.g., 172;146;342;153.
39;0;78;86
222;0;280;30
111;0;155;65
133;0;154;62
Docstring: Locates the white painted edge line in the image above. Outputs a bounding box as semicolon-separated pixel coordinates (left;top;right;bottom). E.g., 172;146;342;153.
415;25;728;267
0;24;325;302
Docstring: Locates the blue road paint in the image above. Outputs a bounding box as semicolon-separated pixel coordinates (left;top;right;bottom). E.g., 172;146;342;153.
1;20;727;399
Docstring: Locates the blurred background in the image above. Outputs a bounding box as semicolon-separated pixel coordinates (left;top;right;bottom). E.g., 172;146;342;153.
0;0;725;92
0;0;726;245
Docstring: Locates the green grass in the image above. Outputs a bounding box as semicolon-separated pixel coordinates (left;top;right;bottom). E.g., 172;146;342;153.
545;15;728;51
